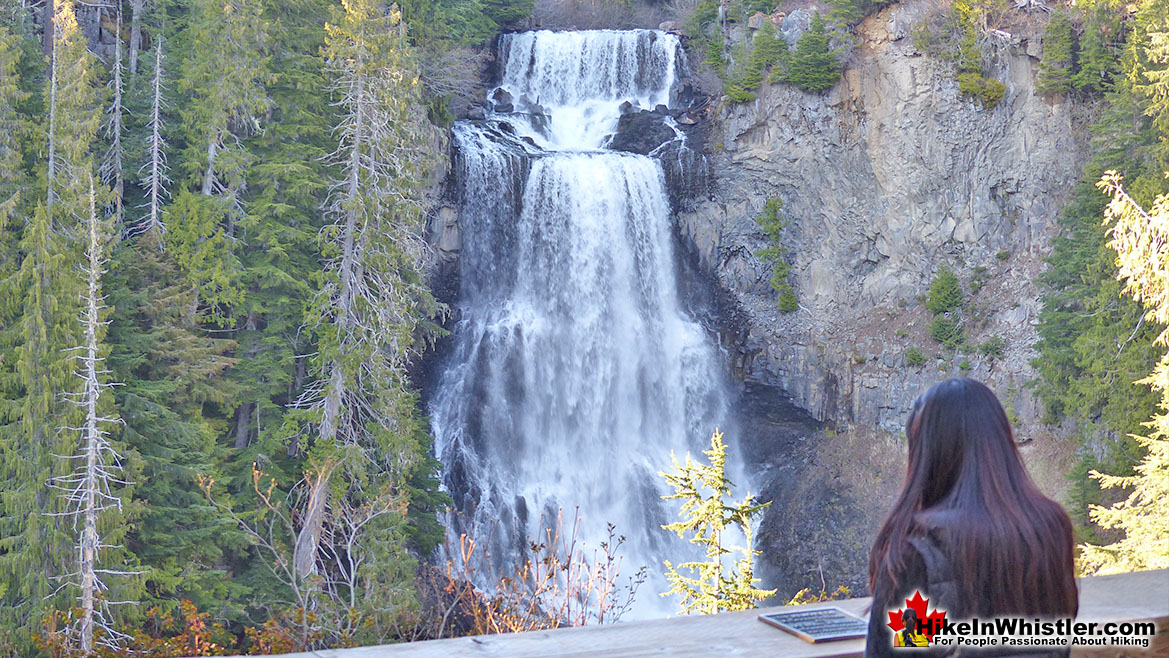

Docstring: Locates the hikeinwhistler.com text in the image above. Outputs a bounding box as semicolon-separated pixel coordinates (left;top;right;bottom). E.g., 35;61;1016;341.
919;617;1158;650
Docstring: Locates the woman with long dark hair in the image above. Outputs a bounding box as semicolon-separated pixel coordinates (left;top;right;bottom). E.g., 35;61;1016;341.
865;378;1078;656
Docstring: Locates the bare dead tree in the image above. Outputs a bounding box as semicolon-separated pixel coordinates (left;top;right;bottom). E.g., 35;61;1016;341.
135;35;168;242
198;462;408;650
50;176;131;653
100;0;124;224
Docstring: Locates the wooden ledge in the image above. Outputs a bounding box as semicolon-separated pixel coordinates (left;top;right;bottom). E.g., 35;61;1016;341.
250;569;1169;658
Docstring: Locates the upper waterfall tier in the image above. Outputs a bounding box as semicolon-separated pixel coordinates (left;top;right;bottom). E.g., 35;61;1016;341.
492;30;684;150
498;30;682;108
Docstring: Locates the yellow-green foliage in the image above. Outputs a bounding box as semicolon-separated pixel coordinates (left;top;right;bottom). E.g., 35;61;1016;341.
957;72;1006;107
787;584;850;605
660;429;776;614
1077;173;1169;574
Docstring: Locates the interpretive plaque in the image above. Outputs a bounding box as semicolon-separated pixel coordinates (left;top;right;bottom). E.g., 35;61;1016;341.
758;606;869;643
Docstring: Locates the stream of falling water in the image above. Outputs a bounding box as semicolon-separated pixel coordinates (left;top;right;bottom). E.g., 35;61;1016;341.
430;29;737;618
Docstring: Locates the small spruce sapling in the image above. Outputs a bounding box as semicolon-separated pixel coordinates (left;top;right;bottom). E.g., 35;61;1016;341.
660;429;776;614
755;198;798;311
926;266;963;315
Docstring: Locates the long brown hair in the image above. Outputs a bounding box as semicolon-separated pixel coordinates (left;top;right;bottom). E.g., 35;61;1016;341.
868;378;1078;617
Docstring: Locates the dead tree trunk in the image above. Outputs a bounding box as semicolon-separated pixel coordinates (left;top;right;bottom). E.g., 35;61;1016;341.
102;1;125;224
141;37;168;241
65;176;123;653
129;0;144;75
292;61;365;580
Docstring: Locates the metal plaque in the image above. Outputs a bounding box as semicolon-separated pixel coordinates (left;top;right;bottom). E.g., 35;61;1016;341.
758;606;869;643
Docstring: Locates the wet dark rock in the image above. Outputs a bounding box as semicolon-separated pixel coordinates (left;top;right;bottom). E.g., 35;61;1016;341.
491;88;513;106
658;141;710;211
466;104;487;121
673;81;698;108
495;102;514;113
619;100;636;115
608;109;677;155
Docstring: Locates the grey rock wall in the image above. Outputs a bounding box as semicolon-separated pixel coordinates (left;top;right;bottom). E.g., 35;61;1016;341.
681;0;1085;434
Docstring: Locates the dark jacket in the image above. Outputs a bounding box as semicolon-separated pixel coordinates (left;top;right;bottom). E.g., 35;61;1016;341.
864;528;1070;658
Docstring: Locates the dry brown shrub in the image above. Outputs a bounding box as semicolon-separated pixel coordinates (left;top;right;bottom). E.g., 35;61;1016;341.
418;510;646;639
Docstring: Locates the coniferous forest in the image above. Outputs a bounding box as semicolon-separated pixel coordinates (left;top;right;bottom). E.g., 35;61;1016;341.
0;0;497;653
0;0;1167;655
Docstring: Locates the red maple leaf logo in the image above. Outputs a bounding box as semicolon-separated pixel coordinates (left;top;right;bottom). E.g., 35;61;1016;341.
886;590;947;641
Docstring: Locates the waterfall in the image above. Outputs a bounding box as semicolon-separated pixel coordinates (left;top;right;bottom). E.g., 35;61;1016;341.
431;29;735;617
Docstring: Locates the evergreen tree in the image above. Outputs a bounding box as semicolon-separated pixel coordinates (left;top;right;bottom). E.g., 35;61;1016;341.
0;26;27;247
730;21;786;101
660;430;775;614
225;0;331;462
785;13;840;93
1077;172;1169;573
106;231;249;621
925;265;963;315
1037;9;1075;96
1074;7;1121;95
1035;1;1166;540
1127;0;1169;143
481;0;534;27
0;1;104;647
754;198;797;311
170;0;269;322
288;0;441;636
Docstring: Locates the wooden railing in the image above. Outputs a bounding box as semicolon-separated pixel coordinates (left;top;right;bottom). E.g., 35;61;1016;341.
248;569;1169;657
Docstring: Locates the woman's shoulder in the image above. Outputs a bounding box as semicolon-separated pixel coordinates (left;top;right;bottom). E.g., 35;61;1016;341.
902;526;961;613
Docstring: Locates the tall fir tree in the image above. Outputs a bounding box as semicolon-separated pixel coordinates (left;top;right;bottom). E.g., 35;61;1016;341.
785;13;840;93
0;0;104;648
1074;6;1121;95
169;0;269;323
106;230;249;622
287;0;441;637
225;0;331;469
1037;9;1075;95
0;26;28;255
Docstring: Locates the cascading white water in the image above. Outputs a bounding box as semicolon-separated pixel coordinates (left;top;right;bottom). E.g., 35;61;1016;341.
431;29;735;617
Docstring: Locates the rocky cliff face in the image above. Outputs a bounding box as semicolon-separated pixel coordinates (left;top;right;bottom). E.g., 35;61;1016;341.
683;0;1086;436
